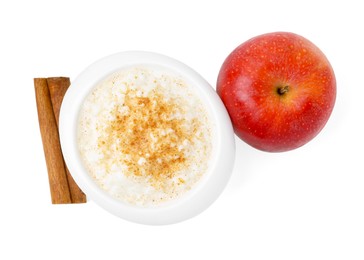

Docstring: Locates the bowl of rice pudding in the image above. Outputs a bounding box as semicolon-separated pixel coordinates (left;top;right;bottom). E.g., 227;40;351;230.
59;51;235;225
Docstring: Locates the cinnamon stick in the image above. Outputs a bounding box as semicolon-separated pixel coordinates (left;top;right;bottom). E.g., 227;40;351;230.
47;77;86;203
34;78;72;204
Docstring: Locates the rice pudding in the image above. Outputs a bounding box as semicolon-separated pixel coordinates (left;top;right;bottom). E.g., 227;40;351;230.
77;65;214;207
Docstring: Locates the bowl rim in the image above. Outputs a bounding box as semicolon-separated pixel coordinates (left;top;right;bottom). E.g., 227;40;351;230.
59;51;235;225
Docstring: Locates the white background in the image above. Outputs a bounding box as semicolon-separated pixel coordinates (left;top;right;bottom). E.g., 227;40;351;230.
1;0;363;259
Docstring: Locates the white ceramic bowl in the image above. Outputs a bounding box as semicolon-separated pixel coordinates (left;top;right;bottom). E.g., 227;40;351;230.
59;51;235;225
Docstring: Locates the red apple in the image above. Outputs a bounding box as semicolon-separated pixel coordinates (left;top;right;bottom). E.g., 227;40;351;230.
217;32;336;152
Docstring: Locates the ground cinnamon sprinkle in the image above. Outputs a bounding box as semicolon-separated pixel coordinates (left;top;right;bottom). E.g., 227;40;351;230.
98;86;201;189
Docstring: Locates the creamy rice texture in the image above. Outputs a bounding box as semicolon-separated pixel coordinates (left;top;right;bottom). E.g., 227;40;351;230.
77;65;214;207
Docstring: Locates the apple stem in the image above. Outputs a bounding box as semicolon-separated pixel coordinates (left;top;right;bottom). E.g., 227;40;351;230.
277;85;289;95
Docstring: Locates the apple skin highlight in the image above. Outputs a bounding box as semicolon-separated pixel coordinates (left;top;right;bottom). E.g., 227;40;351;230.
217;32;336;152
